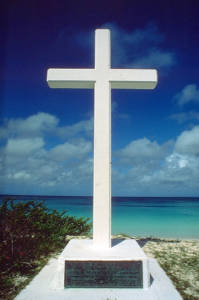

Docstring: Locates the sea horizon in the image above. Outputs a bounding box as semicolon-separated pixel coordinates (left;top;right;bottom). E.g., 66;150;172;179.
1;193;199;198
1;194;199;239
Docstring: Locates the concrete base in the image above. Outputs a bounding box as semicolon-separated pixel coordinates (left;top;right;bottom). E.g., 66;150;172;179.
61;239;149;289
15;239;182;300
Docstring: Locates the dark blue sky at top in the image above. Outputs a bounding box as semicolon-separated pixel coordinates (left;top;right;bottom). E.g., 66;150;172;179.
1;0;199;196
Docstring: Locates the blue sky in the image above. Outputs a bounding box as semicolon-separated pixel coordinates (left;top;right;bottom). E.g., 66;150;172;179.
1;0;199;196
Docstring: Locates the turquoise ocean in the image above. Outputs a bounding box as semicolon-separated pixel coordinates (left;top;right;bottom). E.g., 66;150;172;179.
1;195;199;239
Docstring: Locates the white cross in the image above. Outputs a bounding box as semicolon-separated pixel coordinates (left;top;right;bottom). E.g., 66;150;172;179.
47;29;157;249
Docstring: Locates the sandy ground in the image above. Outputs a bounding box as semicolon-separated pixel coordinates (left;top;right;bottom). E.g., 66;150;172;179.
139;237;199;300
6;236;199;300
66;235;199;299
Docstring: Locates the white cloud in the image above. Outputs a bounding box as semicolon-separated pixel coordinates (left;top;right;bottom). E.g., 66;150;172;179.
6;137;44;156
113;149;199;196
72;23;176;70
166;153;189;169
56;119;93;139
11;171;31;180
122;22;164;44
169;111;199;123
174;125;199;156
133;48;175;69
1;112;59;139
100;22;176;69
112;130;199;196
0;112;93;141
175;84;199;106
1;112;199;196
156;152;199;189
118;137;168;166
49;140;92;162
0;113;93;195
1;137;93;195
112;101;130;120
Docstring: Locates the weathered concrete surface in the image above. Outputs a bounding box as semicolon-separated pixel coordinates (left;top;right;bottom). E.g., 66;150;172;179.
52;239;150;289
15;239;182;300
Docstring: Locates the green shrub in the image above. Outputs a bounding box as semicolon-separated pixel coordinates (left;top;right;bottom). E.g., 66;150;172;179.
0;198;91;299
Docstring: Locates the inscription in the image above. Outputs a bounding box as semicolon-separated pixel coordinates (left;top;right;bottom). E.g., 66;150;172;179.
65;260;143;288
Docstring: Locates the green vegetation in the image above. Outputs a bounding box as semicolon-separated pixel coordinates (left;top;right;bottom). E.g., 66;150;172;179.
1;202;198;300
143;238;199;300
0;198;91;300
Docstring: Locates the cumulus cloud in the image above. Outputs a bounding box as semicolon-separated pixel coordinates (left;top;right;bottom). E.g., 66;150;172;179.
169;111;199;123
166;153;190;169
0;112;93;140
112;101;130;120
99;22;176;69
113;129;199;196
0;112;93;195
121;22;164;45
1;112;199;196
118;138;169;167
56;119;93;139
49;140;92;162
174;84;199;106
1;135;93;195
174;126;199;156
113;150;199;196
133;48;175;69
153;152;199;191
5;138;44;157
70;22;176;70
0;113;59;139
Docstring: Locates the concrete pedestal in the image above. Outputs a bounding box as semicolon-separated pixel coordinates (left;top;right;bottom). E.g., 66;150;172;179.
15;239;183;300
53;239;149;289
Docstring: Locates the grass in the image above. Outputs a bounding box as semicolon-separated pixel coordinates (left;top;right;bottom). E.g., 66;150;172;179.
0;254;51;300
8;237;199;300
143;238;199;300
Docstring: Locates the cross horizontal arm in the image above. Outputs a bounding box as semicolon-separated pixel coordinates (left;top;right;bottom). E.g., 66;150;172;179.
47;68;96;89
109;69;158;89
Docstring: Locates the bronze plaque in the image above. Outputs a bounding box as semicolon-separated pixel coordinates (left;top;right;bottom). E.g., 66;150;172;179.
65;260;143;288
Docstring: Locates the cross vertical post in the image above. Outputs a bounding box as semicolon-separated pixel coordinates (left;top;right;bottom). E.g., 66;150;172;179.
93;30;111;248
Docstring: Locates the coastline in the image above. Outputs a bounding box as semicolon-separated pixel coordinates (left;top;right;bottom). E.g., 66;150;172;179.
1;198;198;299
1;195;199;240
